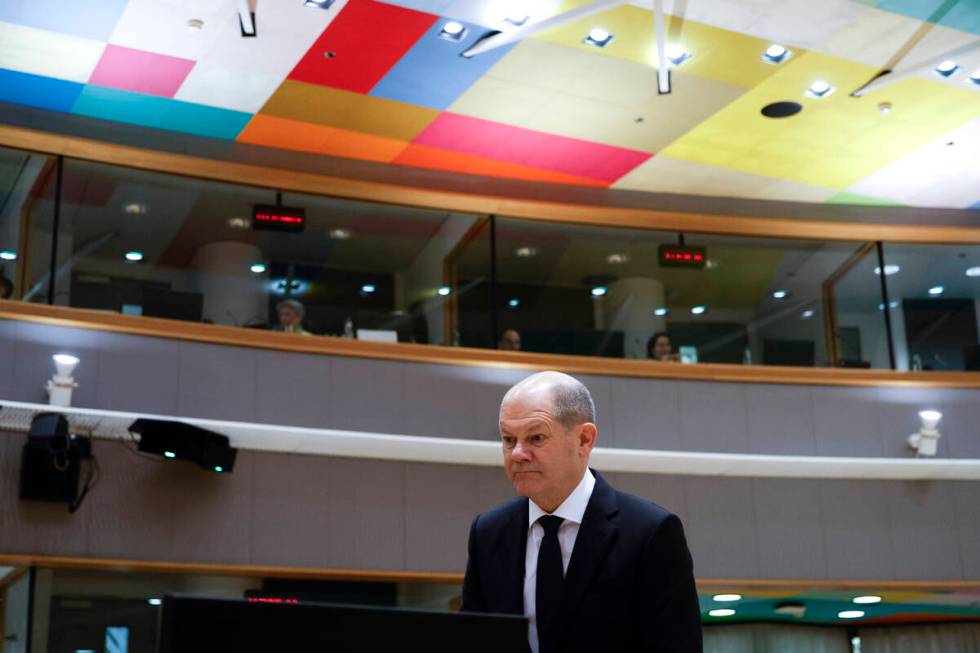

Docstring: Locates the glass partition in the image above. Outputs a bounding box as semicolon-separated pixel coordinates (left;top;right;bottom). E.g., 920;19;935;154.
2;143;976;372
488;217;863;366
880;243;980;371
49;157;489;344
0;146;57;303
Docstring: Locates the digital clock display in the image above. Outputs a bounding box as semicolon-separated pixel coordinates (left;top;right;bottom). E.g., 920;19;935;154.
252;205;305;233
658;244;707;269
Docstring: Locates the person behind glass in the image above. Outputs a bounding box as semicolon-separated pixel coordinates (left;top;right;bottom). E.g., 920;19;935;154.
274;299;311;335
648;331;680;362
498;328;522;351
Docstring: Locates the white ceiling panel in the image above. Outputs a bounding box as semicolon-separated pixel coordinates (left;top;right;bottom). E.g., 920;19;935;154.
0;21;105;83
175;0;349;112
847;117;980;209
377;0;563;29
107;0;231;60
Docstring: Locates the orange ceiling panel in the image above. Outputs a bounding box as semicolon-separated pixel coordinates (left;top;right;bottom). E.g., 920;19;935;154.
238;114;407;163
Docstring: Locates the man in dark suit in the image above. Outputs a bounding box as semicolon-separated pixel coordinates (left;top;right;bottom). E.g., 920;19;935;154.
462;371;702;653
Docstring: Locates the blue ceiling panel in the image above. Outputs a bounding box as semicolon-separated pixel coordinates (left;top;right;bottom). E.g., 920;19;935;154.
0;68;83;113
72;86;253;141
876;0;980;36
369;18;517;110
0;0;129;41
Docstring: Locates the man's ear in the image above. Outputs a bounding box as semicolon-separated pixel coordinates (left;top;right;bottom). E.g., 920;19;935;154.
578;422;597;455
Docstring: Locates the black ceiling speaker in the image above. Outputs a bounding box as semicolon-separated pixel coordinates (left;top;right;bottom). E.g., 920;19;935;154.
131;418;237;473
761;101;803;118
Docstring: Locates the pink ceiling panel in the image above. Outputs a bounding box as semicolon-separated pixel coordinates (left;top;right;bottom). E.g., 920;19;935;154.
413;113;652;182
88;44;195;98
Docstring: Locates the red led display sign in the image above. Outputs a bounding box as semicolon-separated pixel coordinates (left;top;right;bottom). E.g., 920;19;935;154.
658;244;707;269
252;205;305;233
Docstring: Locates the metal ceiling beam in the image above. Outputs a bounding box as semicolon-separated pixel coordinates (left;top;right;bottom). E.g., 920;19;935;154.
238;0;256;37
851;38;980;97
462;0;630;58
653;0;671;94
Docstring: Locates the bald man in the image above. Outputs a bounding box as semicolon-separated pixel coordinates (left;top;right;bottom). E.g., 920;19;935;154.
462;372;702;653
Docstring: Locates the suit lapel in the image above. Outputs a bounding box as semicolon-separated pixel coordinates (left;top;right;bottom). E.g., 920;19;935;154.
545;471;619;650
490;499;528;614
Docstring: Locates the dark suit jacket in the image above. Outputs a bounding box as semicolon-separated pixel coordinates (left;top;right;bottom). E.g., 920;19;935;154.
461;471;702;653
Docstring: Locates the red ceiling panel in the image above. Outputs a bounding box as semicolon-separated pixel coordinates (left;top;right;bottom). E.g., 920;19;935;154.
287;0;437;94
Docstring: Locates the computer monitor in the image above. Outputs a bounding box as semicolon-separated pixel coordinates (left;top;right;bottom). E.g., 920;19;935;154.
159;594;527;653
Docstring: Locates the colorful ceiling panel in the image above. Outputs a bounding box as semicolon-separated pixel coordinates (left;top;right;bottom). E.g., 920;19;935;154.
0;0;978;210
287;0;437;93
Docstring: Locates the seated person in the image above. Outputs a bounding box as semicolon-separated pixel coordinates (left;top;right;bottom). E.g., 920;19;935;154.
273;299;311;336
647;331;680;361
497;328;521;351
0;274;12;300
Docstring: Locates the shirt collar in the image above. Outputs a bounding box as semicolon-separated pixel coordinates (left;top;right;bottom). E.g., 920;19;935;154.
528;468;595;528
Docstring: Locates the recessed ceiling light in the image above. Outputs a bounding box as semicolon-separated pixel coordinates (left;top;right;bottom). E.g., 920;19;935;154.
928;285;944;295
508;297;520;308
970;70;980;85
164;451;176;459
705;259;719;270
806;80;835;98
877;301;900;310
249;263;266;274
772;289;788;299
515;246;539;258
964;266;980;277
874;264;900;276
935;60;959;77
329;228;352;240
186;18;204;31
606;253;630;264
709;609;736;617
838;610;865;619
762;43;790;64
440;21;467;41
665;44;691;65
0;250;16;261
653;307;669;316
148;598;163;606
691;305;706;315
853;595;882;605
505;13;528;26
125;251;144;262
878;101;892;114
361;283;377;294
584;28;613;47
228;217;249;229
123;202;146;215
801;309;815;319
437;285;452;296
713;594;742;602
214;466;224;473
591;286;608;297
304;0;336;8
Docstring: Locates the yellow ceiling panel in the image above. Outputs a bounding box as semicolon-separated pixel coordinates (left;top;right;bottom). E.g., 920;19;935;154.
660;51;980;189
614;154;837;203
260;79;439;142
535;1;796;88
450;40;746;152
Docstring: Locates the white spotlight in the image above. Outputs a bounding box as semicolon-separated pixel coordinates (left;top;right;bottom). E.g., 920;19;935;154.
709;609;736;617
927;285;944;295
838;610;865;619
713;594;742;602
908;410;942;457
47;354;80;407
853;595;882;605
437;286;452;296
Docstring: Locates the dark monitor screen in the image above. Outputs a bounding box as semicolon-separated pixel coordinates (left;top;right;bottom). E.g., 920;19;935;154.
159;595;527;653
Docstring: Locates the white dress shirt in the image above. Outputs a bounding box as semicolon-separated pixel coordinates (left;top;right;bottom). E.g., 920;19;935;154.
524;469;596;653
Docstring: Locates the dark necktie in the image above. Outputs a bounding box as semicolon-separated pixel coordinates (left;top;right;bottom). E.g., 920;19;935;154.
536;515;565;643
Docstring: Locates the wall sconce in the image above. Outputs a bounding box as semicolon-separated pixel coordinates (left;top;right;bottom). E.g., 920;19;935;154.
908;410;942;457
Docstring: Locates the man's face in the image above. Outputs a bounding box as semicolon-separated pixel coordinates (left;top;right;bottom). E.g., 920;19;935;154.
499;391;592;511
278;305;299;328
499;330;521;351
